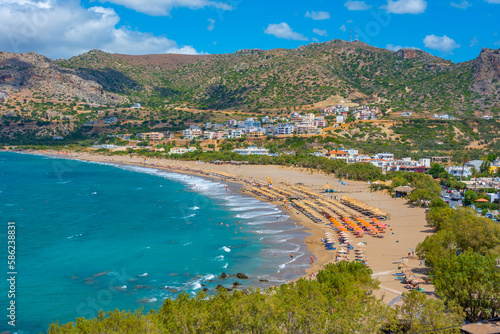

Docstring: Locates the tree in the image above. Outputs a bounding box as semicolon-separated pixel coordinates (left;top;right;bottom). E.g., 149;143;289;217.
428;163;446;179
393;290;464;333
463;190;477;206
408;189;439;206
480;160;491;174
432;251;500;322
486;153;497;162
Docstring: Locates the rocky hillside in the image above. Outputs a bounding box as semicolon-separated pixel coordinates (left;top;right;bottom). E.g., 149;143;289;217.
0;51;126;105
0;41;499;115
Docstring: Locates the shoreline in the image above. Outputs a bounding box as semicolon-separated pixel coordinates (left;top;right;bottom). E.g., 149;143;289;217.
4;149;436;303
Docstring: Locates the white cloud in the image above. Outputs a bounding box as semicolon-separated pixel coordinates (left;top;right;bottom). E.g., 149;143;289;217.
264;22;308;41
339;24;347;32
485;0;500;3
99;0;233;16
495;40;500;46
385;0;427;14
423;34;461;53
207;18;215;31
386;44;403;51
450;1;471;9
313;28;327;37
386;44;418;51
469;36;479;47
344;1;372;10
312;37;319;43
0;0;204;59
305;11;330;20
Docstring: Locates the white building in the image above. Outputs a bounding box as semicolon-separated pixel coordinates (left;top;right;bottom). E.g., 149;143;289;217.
183;129;202;140
336;115;346;124
447;166;473;178
169;147;197;154
203;131;216;140
276;123;294;135
419;159;431;168
230;129;243;139
233;147;269;156
373;153;395;161
339;148;359;157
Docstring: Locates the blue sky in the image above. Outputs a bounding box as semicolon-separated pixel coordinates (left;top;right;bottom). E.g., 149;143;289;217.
0;0;498;62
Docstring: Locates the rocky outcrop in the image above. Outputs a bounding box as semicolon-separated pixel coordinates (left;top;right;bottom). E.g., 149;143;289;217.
0;91;8;102
471;48;500;95
236;273;248;279
0;51;126;105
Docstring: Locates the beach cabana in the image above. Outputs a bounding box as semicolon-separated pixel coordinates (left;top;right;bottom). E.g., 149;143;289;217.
393;186;414;199
322;183;334;193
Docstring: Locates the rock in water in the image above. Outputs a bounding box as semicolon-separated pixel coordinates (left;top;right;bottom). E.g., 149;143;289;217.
236;273;248;279
219;272;228;279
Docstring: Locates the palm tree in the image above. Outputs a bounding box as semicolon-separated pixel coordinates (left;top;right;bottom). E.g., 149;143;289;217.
460;152;470;182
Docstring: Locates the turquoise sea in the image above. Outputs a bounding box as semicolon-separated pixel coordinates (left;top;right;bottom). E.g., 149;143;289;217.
0;152;311;333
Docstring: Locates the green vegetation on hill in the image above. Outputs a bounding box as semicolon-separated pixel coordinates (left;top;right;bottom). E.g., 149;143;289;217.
54;42;500;113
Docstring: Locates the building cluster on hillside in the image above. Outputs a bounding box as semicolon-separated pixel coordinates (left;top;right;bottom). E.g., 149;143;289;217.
316;149;431;172
321;104;379;124
181;113;329;140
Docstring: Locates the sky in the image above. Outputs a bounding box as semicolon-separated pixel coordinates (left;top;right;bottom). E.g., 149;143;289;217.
0;0;499;62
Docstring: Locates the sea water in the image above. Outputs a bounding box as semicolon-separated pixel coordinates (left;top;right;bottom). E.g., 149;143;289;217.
0;152;311;333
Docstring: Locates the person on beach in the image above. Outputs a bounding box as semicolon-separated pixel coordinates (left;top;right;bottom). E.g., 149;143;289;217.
290;253;293;260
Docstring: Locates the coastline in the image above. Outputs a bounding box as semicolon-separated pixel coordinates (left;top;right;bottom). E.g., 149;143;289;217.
8;149;436;303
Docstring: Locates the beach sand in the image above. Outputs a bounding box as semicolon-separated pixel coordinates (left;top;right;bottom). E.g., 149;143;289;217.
33;151;436;304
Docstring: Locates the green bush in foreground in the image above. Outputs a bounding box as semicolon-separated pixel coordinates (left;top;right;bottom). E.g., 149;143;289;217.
48;262;463;333
418;207;500;321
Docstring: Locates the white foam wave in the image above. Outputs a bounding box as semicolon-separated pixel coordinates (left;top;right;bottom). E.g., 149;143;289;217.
220;246;231;252
214;255;224;261
139;273;148;277
229;205;274;211
278;251;305;269
67;233;83;239
255;230;284;235
190;206;200;210
235;210;281;219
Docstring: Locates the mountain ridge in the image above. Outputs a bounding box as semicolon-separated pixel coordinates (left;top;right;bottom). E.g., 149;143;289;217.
0;40;499;115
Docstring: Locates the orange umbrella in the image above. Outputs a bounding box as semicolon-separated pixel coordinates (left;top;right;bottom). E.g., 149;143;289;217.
476;198;489;203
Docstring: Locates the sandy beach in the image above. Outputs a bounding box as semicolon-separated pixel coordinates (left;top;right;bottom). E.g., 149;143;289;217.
27;150;435;304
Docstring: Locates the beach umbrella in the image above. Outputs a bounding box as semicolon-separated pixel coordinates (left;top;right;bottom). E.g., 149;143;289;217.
356;242;366;248
475;198;489;203
322;183;333;190
412;278;425;285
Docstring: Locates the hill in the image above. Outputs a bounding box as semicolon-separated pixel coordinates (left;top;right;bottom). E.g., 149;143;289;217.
0;41;499;114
